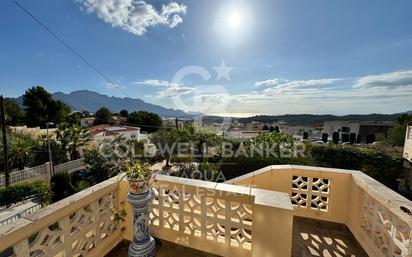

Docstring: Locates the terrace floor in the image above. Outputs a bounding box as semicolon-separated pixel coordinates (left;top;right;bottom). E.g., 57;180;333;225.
106;217;368;257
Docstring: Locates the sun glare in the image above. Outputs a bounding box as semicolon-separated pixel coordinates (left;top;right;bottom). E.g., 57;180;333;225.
214;1;254;47
228;11;242;29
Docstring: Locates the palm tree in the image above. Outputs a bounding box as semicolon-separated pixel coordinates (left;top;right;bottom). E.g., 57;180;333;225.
56;126;92;160
9;136;34;170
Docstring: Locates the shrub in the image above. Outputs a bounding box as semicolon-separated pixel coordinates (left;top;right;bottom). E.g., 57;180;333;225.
310;144;404;189
50;172;76;202
0;181;51;206
218;156;311;181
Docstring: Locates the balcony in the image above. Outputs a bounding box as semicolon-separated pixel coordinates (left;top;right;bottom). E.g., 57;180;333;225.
1;165;411;257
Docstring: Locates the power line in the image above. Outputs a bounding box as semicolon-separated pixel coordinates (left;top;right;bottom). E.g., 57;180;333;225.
10;0;130;97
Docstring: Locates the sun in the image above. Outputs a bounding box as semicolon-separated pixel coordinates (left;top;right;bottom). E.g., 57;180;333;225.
214;1;254;47
228;11;242;29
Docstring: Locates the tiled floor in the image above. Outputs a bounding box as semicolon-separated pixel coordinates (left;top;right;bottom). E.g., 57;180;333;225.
292;217;368;257
106;217;368;257
106;239;219;257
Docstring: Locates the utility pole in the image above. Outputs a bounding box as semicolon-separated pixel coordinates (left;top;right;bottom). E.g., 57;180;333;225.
0;95;10;187
46;122;55;177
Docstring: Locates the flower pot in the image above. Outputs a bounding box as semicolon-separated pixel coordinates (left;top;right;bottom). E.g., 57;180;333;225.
127;176;151;194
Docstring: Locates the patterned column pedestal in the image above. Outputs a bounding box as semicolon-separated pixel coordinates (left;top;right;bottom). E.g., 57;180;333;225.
128;189;156;257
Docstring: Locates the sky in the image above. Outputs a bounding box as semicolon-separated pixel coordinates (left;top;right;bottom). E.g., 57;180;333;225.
1;0;412;116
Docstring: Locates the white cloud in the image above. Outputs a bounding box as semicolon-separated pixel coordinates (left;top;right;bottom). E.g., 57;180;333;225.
135;79;171;87
78;0;187;36
355;69;412;88
105;82;126;89
157;85;194;98
255;78;342;90
136;79;193;98
254;79;285;87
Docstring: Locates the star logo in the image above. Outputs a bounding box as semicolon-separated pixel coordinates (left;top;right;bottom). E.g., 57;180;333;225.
213;60;234;81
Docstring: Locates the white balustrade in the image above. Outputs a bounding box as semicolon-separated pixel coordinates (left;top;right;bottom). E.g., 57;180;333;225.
54;158;86;174
0;164;47;187
0;178;121;257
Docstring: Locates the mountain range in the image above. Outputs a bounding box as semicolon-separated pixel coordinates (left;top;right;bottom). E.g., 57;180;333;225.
12;89;411;123
16;90;193;118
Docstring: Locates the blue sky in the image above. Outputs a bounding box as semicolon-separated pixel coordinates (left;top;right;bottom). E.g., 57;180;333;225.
1;0;412;116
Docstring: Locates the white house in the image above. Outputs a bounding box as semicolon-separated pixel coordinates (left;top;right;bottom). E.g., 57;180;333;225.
80;117;96;128
89;125;141;142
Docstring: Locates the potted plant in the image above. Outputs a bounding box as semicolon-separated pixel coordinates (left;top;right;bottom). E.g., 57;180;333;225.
124;162;155;194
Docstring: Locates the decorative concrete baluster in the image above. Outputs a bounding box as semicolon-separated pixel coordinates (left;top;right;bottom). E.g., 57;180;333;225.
128;189;156;257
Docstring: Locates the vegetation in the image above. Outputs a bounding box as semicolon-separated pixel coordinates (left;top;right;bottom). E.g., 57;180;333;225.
381;114;412;146
311;144;404;189
127;111;161;133
125;162;152;180
62;112;82;126
84;137;134;183
235;113;405;125
217;156;311;180
93;107;114;125
8;134;36;170
119;109;129;117
0;181;51;206
55;125;92;160
4;98;25;126
0;131;68;171
50;172;76;202
23;86;71;127
243;132;295;158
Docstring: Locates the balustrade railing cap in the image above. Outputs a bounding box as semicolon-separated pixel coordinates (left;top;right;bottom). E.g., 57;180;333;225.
251;188;293;210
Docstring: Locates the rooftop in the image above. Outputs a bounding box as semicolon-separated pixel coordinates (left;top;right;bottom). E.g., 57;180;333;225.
106;217;367;257
1;165;411;257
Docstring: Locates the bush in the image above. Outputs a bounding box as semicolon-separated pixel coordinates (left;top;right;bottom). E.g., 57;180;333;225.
310;144;404;189
218;156;311;181
0;181;51;206
50;172;76;202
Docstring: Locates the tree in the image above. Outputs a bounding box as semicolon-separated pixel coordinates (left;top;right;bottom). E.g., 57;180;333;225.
23;86;70;127
382;114;412;147
63;112;82;126
50;172;75;202
85;144;133;183
119;109;129;118
56;126;92;160
0;133;37;170
384;125;407;146
4;98;25;126
32;137;68;166
245;132;295;158
93;107;113;125
191;127;222;161
127;111;161;133
9;135;35;170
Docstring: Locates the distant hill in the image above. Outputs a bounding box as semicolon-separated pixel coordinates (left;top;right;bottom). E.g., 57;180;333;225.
235;114;404;125
43;90;193;118
203;113;409;125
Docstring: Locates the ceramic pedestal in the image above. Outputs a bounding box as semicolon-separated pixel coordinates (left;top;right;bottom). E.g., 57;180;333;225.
128;189;156;257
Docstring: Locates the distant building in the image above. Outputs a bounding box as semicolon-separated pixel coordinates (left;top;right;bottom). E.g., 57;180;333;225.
322;120;395;143
162;118;184;129
112;116;127;126
276;123;320;138
89;125;141;142
224;122;264;140
9;126;57;139
80;117;96;128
